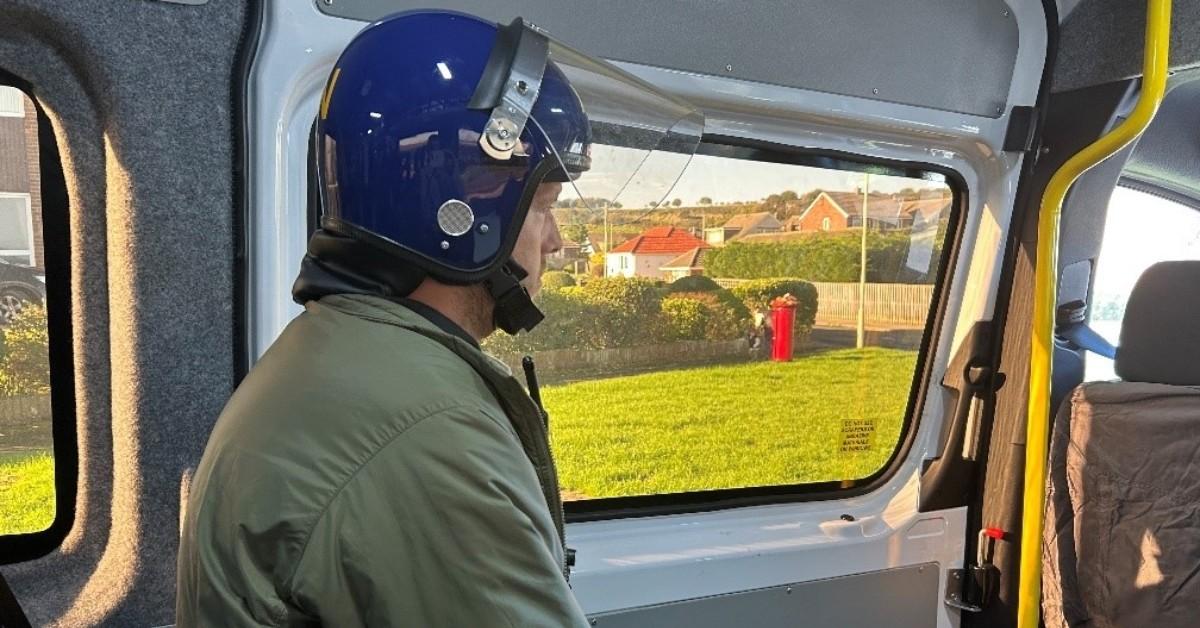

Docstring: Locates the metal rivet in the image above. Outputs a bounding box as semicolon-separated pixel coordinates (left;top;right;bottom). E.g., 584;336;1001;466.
725;64;733;72
517;80;529;94
996;105;1005;115
590;619;598;626
499;129;510;139
479;224;489;234
786;586;793;594
1002;9;1010;17
872;88;880;95
440;241;450;250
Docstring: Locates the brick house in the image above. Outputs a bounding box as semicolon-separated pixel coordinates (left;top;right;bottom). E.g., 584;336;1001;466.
793;191;916;233
606;226;709;279
0;87;43;269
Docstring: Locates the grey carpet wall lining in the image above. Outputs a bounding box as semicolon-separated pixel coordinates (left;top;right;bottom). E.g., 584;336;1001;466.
0;1;245;625
1054;0;1200;92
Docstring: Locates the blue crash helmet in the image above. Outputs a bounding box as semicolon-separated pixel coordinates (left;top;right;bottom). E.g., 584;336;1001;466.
316;10;703;332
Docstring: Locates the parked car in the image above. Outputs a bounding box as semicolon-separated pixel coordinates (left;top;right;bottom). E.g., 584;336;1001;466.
0;258;45;325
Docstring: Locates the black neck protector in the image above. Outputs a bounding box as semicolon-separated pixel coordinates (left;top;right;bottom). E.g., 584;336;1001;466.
293;229;544;335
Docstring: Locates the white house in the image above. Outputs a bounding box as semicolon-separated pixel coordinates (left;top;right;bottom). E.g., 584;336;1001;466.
605;226;709;279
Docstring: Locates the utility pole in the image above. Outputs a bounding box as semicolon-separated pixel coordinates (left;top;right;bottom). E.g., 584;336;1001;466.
857;173;870;349
603;203;610;256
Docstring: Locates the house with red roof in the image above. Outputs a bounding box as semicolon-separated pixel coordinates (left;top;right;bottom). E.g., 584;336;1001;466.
605;226;709;279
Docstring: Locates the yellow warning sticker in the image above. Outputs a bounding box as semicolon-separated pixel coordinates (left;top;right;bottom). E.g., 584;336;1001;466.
839;418;876;454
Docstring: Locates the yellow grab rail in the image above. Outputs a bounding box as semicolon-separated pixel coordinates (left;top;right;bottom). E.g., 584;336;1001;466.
1017;1;1172;626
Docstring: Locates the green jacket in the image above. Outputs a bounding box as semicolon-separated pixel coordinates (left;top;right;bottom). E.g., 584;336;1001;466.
176;295;587;627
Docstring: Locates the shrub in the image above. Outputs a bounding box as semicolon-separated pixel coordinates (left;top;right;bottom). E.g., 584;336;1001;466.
667;275;750;321
667;275;721;293
731;279;818;334
541;271;576;290
483;288;604;355
668;292;748;341
577;277;667;347
660;296;708;341
0;306;50;398
588;252;606;277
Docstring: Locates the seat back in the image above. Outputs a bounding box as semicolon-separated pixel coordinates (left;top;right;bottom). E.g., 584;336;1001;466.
1043;261;1200;628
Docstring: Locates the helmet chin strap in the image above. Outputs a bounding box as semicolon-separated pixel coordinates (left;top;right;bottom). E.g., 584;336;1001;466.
484;259;545;334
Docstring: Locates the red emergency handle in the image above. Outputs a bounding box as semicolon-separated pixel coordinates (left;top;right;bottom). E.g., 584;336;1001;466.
770;303;796;361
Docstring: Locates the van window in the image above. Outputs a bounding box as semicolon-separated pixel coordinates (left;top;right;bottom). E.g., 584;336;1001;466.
1086;186;1200;381
483;140;958;510
0;86;57;536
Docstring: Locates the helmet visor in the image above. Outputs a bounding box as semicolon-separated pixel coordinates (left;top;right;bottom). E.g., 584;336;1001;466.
478;20;704;211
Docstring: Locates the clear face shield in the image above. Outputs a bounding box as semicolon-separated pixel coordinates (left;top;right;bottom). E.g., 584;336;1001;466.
473;18;705;213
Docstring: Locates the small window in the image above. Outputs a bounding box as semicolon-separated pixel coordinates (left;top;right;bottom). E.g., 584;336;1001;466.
0;193;35;266
0;88;24;117
821;216;832;231
486;139;959;514
0;84;69;544
1086;186;1200;381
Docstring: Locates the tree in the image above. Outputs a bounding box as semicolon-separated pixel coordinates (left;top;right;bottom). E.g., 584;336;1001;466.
671;198;682;207
612;201;623;209
588;252;606;277
649;201;659;208
562;223;589;244
698;196;713;206
780;190;799;201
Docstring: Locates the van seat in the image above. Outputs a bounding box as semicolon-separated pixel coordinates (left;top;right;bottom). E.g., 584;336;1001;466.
1043;261;1200;628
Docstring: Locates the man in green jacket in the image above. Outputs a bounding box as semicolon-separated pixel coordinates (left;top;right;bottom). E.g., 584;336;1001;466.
176;9;703;626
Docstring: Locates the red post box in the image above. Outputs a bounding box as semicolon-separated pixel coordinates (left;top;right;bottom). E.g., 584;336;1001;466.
770;297;797;362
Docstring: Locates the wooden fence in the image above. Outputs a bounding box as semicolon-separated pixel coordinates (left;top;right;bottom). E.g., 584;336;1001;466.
0;394;53;452
713;279;934;329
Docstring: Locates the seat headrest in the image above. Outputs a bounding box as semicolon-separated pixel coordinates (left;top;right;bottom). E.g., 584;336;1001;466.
1115;260;1200;386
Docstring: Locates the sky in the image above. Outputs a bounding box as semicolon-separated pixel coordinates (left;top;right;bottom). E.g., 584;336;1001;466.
1085;186;1200;380
567;148;949;208
1092;186;1200;300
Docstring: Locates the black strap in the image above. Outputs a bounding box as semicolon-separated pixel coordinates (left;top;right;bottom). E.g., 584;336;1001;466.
485;260;544;334
0;570;32;628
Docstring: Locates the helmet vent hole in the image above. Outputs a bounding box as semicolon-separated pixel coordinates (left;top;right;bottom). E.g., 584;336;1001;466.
437;200;475;237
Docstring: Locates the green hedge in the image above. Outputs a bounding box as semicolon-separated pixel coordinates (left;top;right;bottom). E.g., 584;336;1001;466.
730;279;818;334
484;277;667;355
667;275;721;293
483;276;758;355
660;297;708;341
705;232;932;282
662;292;747;342
0;306;50;398
668;275;751;321
540;271;576;290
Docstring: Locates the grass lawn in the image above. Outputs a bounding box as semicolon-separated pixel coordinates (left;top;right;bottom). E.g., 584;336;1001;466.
0;349;919;529
545;347;918;499
0;451;55;536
